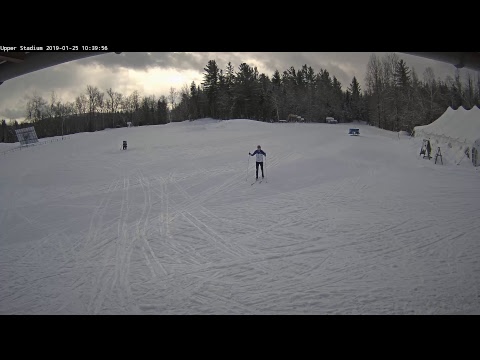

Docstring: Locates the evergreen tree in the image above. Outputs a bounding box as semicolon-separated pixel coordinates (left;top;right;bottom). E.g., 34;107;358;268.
347;76;362;120
202;60;220;118
1;119;6;142
332;76;343;120
157;97;169;124
233;63;258;118
272;70;281;86
395;59;411;88
394;59;411;131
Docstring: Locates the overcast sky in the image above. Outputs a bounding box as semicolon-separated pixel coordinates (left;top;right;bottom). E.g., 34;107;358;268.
0;52;475;121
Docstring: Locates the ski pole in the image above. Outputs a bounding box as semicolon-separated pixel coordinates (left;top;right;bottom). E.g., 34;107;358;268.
264;156;267;182
457;152;467;165
246;154;250;181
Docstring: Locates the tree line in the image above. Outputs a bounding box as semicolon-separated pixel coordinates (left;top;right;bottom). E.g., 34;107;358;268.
1;53;480;143
171;60;366;123
1;87;170;142
364;53;480;132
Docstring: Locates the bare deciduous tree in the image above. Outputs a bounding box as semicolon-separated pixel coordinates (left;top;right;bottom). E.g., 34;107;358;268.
25;93;48;123
106;88;123;127
168;87;178;121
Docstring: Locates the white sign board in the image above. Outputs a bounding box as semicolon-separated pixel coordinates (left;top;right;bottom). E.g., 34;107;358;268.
15;127;39;146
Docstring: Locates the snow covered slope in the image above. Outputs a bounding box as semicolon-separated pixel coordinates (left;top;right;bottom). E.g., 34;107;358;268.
1;119;479;314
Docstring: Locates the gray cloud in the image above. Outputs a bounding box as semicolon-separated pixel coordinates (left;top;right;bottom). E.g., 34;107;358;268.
2;107;25;119
80;52;372;84
0;61;91;120
1;52;476;121
83;52;215;72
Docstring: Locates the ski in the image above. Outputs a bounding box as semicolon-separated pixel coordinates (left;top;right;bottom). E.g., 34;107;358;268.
251;179;265;185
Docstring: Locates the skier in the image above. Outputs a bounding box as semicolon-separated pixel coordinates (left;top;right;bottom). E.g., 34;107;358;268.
249;145;266;180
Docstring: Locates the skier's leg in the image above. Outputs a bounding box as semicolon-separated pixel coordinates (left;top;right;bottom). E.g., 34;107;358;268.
256;162;259;179
260;162;264;177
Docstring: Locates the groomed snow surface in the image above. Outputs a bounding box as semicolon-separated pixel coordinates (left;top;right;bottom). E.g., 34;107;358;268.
1;119;479;314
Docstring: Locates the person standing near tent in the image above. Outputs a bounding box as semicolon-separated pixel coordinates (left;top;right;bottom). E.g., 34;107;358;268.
249;145;266;179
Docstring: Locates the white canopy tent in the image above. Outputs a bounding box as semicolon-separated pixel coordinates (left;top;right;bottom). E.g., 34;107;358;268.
414;106;480;166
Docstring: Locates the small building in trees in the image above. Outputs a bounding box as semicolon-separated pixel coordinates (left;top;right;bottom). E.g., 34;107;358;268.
287;114;305;123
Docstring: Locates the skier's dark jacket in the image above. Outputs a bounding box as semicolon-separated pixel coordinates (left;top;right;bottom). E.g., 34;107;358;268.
250;149;266;162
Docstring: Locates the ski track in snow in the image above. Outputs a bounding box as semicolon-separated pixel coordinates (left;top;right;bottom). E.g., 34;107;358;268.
1;120;479;314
